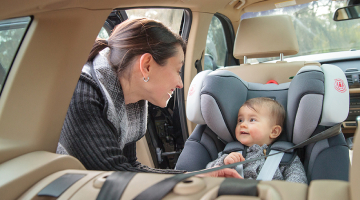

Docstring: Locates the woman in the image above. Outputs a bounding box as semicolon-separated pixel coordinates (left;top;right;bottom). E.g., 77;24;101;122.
57;18;240;177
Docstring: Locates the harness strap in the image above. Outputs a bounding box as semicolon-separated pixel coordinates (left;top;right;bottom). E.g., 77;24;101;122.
194;51;204;73
96;171;136;200
256;150;284;181
235;150;244;177
133;123;341;200
37;173;86;198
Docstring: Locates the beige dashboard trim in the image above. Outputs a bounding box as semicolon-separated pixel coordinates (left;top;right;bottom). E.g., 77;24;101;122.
350;88;360;93
343;121;356;128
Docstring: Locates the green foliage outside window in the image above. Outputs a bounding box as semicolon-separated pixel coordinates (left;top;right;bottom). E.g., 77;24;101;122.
242;0;360;63
0;17;30;89
205;16;227;69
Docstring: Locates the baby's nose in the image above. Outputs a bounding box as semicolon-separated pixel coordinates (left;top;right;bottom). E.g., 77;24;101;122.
240;122;247;127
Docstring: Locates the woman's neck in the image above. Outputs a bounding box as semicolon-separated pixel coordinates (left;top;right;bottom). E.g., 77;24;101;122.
119;76;143;105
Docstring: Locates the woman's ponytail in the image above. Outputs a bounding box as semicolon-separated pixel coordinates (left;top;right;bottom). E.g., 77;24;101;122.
87;39;108;62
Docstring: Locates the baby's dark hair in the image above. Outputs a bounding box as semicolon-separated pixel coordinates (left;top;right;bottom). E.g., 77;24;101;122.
242;97;285;128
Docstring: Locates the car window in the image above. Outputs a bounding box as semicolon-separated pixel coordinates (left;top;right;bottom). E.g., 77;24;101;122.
98;9;184;40
204;16;228;70
242;0;358;63
126;9;184;34
98;27;110;39
0;16;31;93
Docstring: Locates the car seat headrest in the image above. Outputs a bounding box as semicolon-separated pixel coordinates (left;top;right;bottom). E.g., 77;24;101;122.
187;70;247;142
186;70;212;125
286;64;349;144
233;15;299;59
187;64;349;145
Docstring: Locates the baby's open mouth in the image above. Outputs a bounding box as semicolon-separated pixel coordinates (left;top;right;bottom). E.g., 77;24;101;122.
240;131;249;135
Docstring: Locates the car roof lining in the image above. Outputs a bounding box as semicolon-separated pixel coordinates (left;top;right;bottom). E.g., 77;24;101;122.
0;0;316;24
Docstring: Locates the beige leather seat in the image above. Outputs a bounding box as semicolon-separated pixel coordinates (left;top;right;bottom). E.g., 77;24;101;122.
218;15;320;84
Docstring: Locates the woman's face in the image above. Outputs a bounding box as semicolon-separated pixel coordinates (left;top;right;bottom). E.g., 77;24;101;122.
147;45;184;107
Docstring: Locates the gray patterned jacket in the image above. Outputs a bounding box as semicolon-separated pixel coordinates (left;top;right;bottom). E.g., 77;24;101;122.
206;144;308;184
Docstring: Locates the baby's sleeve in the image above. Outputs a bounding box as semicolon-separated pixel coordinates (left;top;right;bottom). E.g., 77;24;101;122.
283;155;308;184
205;152;228;169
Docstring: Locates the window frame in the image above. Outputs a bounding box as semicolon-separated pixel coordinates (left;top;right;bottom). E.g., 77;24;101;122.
213;13;239;67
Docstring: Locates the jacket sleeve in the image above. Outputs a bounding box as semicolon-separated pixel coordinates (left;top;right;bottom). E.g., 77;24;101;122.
206;152;228;169
282;155;308;184
58;75;184;174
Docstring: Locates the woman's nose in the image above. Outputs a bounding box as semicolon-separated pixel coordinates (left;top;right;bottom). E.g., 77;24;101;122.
176;77;183;89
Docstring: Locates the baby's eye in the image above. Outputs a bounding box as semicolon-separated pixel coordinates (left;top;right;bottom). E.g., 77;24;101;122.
238;119;243;123
178;71;182;75
250;118;256;122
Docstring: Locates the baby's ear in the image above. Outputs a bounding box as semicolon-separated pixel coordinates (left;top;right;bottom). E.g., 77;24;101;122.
270;125;282;139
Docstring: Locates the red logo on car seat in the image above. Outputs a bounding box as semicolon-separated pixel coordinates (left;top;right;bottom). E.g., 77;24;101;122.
334;79;347;93
189;84;196;96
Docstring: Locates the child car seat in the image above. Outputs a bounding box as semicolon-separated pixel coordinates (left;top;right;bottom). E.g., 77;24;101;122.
175;65;350;183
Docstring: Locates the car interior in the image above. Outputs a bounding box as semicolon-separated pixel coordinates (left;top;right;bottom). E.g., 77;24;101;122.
0;0;360;199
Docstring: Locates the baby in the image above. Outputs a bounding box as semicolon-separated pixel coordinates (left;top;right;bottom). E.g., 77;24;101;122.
206;97;307;183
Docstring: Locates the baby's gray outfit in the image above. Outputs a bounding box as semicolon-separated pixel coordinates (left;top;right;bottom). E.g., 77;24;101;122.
206;144;307;184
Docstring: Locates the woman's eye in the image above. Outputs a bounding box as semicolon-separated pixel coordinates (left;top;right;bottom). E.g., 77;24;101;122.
179;71;182;75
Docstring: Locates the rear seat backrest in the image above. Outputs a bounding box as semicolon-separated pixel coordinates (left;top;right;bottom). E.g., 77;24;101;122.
218;15;321;84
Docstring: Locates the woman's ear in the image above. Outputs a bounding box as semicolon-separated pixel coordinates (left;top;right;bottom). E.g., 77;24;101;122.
270;125;282;139
139;53;153;78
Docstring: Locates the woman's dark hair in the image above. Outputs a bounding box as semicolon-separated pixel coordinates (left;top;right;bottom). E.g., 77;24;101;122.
88;18;186;77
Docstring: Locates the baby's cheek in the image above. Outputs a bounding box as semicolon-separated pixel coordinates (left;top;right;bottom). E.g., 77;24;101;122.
250;128;264;140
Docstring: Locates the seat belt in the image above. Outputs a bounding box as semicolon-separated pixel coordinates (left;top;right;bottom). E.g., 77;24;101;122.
235;150;244;178
256;150;284;181
194;51;204;73
96;171;136;200
36;173;86;198
133;123;341;200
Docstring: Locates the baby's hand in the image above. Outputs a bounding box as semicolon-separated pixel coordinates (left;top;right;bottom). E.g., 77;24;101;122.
224;152;245;165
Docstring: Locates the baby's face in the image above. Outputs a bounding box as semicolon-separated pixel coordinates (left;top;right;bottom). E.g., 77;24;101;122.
235;105;275;147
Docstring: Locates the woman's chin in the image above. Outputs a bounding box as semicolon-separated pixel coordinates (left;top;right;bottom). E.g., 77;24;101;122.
149;100;167;108
165;97;170;107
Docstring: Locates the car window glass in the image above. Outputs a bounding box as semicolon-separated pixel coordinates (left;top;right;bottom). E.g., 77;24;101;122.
241;0;357;63
0;16;31;92
204;16;227;70
98;27;110;39
126;9;184;34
